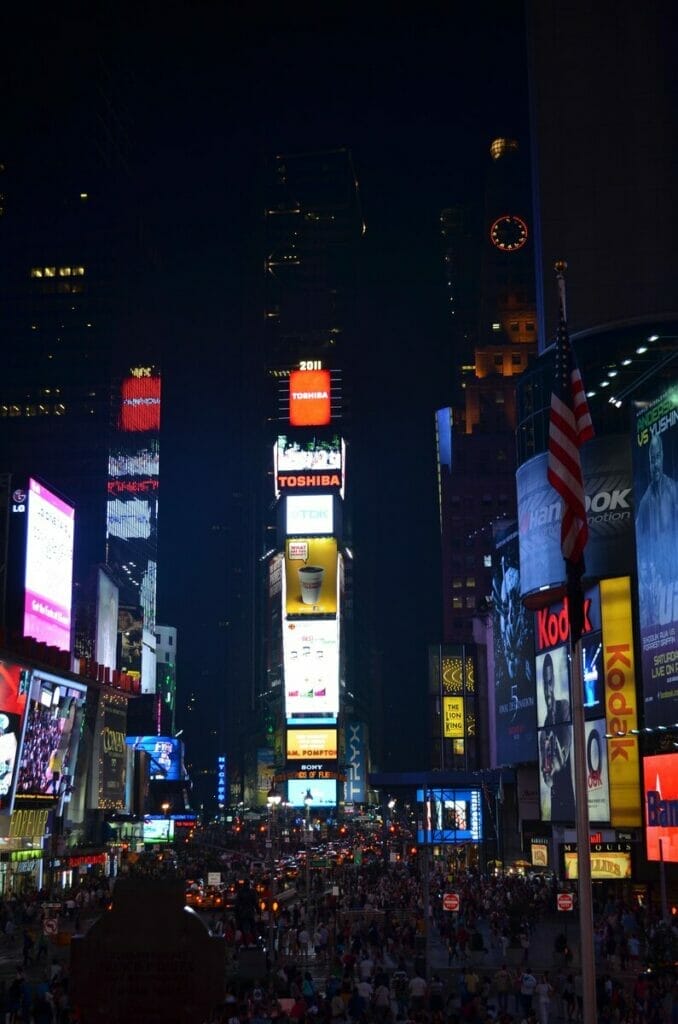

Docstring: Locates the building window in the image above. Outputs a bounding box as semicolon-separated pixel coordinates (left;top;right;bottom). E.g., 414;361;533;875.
169;635;173;646
452;577;463;589
452;596;463;609
526;322;535;332
512;353;522;365
466;596;476;608
494;353;503;365
510;321;520;332
466;577;475;588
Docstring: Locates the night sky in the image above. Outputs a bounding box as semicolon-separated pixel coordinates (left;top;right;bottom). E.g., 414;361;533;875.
5;5;530;771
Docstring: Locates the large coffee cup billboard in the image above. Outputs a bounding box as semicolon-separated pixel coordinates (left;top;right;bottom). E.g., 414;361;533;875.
284;537;338;616
517;435;634;602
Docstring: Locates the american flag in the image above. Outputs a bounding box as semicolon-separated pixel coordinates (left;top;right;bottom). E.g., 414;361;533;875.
548;277;594;641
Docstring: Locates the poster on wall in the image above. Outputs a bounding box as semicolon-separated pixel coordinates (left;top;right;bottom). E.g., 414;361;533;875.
98;694;127;810
585;719;611;822
492;525;536;764
633;386;678;727
536;646;575;823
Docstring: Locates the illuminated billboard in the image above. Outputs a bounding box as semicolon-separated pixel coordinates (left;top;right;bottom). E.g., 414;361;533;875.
289;369;331;427
600;577;641;826
286;495;334;536
492;527;536;764
119;375;161;432
283;619;339;716
0;661;30;811
345;720;368;804
15;672;88;806
276;434;342;471
563;843;632;880
633;386;678;727
97;693;127;810
118;606;143;676
585;719;611;822
287;777;337;807
536;645;574;823
256;748;275;807
284;538;338;616
95;569;119;672
125;736;184;781
443;697;464;738
417;788;482;844
23;479;75;652
644;753;678;862
287;728;337;760
143;816;174;843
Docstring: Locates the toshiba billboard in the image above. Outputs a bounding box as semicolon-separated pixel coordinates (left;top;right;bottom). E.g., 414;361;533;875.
289;370;331;427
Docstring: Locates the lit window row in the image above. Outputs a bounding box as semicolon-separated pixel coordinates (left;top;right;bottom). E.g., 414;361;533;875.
30;266;85;279
0;403;66;418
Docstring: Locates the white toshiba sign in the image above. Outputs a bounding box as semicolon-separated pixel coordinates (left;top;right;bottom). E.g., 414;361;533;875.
285;495;334;536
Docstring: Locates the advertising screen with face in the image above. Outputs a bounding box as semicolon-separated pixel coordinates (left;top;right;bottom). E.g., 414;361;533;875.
286;729;338;760
287;778;337;807
125;736;183;781
286;495;334;536
284;538;338;616
0;661;30;811
283;619;339;716
536;646;574;823
15;672;87;805
23;479;74;652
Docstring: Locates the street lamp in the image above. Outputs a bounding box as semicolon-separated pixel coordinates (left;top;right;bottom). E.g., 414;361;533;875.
266;786;281;961
304;788;313;931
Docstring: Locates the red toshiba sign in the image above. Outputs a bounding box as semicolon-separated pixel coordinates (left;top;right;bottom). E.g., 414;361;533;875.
120;376;161;432
289;370;331;427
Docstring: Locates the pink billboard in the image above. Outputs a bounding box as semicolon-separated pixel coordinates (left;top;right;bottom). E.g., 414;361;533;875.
23;479;74;652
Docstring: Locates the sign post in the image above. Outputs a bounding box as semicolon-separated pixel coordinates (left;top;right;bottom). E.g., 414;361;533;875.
442;892;460;913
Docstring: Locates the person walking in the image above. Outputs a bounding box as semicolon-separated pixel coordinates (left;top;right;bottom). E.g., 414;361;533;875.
534;973;553;1024
519;967;537;1018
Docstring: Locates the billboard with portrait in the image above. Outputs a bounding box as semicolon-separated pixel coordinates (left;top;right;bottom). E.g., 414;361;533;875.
0;661;30;811
14;672;88;806
125;736;183;781
536;646;575;823
283;619;339;716
416;788;482;844
644;753;678;863
23;479;75;652
517;435;635;601
284;538;338;616
633;386;678;727
286;729;337;760
287;777;337;807
286;495;334;536
492;526;536;764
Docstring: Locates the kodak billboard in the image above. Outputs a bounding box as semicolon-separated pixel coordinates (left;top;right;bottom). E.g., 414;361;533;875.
600;577;641;827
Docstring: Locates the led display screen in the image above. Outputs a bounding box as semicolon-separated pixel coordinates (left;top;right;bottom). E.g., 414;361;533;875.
284;538;338;616
287;778;337;807
287;729;338;760
15;672;87;806
581;631;604;719
416;788;482;844
289;369;331;427
119;375;161;432
0;661;30;811
644;753;678;862
95;570;119;672
633;387;678;727
125;736;183;780
143;817;174;843
23;479;74;652
276;434;342;472
283;619;339;716
286;495;334;536
536;645;574;823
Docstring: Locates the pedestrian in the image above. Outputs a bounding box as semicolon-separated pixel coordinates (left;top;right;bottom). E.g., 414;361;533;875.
534;973;553;1024
519;968;537;1017
493;965;512;1015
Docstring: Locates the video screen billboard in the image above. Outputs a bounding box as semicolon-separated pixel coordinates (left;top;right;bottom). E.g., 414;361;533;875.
118;606;143;676
276;434;342;472
284;538;338;616
286;495;334;536
492;527;536;763
96;570;119;672
98;693;127;810
287;778;337;807
0;661;30;811
633;386;678;727
143;816;174;843
23;479;75;652
289;369;331;427
125;737;184;780
15;672;88;806
119;375;161;432
283;619;339;716
581;632;604;719
644;753;678;862
416;788;482;844
286;729;337;760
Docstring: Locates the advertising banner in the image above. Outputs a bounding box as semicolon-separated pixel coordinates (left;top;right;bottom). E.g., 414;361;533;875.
345;720;367;803
585;719;611;822
416;788;482;844
256;748;275;806
276;434;342;473
287;777;336;807
531;839;549;867
517;765;540;823
443;697;465;738
15;672;88;806
286;728;337;760
98;694;127;810
633;386;678;727
283;619;339;716
600;577;641;826
492;526;537;763
563;843;632;879
536;645;574;823
125;737;183;781
96;570;119;672
143;817;174;843
517;436;635;600
289;369;331;427
118;606;144;676
0;661;30;811
643;753;678;862
23;479;75;652
286;495;334;536
284;538;338;616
